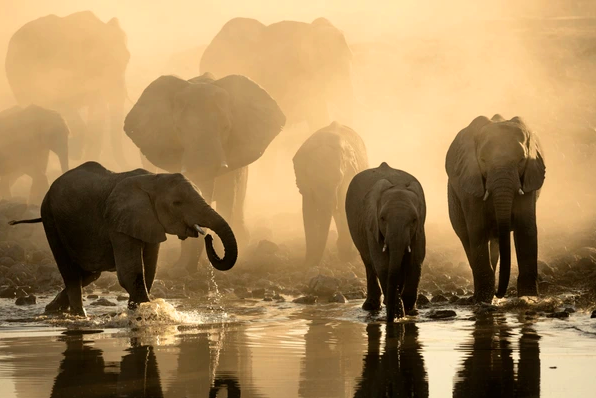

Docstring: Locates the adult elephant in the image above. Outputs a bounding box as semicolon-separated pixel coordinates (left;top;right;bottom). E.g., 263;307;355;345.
446;114;546;303
346;162;427;321
200;17;353;131
9;161;237;316
0;105;69;204
293;121;368;267
5;11;130;168
124;73;285;272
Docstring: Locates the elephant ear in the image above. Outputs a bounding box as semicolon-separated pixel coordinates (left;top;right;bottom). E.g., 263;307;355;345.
522;129;546;192
104;175;166;244
445;116;491;198
365;179;393;245
124;75;189;172
200;18;266;77
213;75;286;170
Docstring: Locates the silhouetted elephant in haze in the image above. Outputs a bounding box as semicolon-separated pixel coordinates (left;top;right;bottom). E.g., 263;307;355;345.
0;105;69;204
346;162;426;321
5;11;130;169
293;121;368;267
446;114;546;302
8;161;237;316
125;73;285;272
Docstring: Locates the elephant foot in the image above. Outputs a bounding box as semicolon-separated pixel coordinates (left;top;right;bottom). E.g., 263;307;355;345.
44;290;70;314
517;276;538;297
128;298;151;311
362;298;382;311
472;292;495;304
405;306;419;316
69;306;87;318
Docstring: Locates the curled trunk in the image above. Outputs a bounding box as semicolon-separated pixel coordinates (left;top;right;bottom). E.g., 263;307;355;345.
201;205;238;271
492;184;515;298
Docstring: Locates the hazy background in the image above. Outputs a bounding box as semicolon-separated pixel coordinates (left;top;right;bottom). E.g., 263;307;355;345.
1;0;595;260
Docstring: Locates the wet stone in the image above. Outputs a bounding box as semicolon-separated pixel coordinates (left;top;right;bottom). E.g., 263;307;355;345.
15;295;36;305
87;294;99;299
449;295;460;304
431;294;449;303
0;257;15;267
251;288;266;299
564;307;576;313
273;293;285;302
308;274;340;298
90;298;117;307
455;288;466;296
116;295;128;301
234;287;251;299
591;310;596;319
546;311;570;319
525;310;538;316
263;297;273;302
0;286;16;298
329;292;347;303
416;294;430;306
344;290;365;300
427;309;457;319
5;245;25;262
292;295;317;305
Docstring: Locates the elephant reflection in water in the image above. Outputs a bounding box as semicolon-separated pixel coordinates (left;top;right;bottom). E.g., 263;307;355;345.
50;334;163;398
354;323;429;397
453;314;541;397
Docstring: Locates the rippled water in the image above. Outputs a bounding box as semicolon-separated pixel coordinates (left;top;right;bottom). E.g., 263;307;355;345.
0;294;595;398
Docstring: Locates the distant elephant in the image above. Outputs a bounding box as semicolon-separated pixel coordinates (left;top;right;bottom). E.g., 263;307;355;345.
200;17;353;131
345;162;426;321
5;11;131;168
0;105;69;203
124;73;285;272
293;121;368;266
446;114;546;302
8;161;237;316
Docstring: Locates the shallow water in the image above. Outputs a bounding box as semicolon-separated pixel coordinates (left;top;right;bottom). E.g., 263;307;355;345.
0;294;595;398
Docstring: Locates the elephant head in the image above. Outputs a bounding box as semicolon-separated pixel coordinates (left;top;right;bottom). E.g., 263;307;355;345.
446;114;546;297
124;73;285;194
105;172;237;271
365;174;426;321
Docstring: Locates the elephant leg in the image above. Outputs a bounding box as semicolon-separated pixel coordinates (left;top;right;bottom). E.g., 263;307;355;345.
45;289;70;313
302;193;333;267
85;102;107;162
143;243;160;293
448;183;473;261
401;260;422;315
468;233;494;303
362;257;382;311
213;167;249;249
111;232;150;309
513;196;539;297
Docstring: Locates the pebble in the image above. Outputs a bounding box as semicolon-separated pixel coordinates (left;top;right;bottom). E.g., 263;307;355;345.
431;294;449;303
90;298;117;307
591;310;596;319
329;292;347;303
546;311;570;319
263;297;273;302
416;294;430;306
292;295;317;304
344;290;365;300
251;288;266;299
87;294;99;299
427;309;457;319
15;295;36;305
116;295;128;301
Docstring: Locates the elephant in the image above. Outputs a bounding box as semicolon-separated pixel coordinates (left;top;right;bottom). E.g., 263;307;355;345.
293;121;368;267
446;114;546;302
124;73;285;272
8;161;237;316
5;11;130;168
345;162;426;321
200;17;353;131
0;105;69;204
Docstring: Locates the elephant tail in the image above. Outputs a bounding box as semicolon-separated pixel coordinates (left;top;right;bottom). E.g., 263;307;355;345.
8;218;42;225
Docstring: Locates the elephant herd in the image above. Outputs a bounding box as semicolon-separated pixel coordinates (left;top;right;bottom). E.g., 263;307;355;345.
3;11;546;321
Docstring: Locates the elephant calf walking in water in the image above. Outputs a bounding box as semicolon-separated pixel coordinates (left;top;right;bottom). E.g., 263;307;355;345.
8;161;237;316
446;114;546;303
0;105;70;204
346;162;426;321
293;121;368;267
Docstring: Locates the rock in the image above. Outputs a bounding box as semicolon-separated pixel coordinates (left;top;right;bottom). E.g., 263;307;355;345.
234;287;251;299
15;288;29;298
273;293;285;302
30;250;48;264
537;260;555;277
293;295;317;304
564;307;576;314
263;297;273;302
431;294;449;303
308;275;340;298
427;309;457;319
591;310;596;318
329;292;347;303
538;281;552;294
449;295;460;303
15;295;36;305
525;310;537;316
431;289;445;297
416;294;430;306
0;286;16;298
455;288;466;296
256;240;279;255
546;311;570;319
185;279;208;292
344;290;366;300
90;298;117;306
251;288;266;299
87;294;99;299
117;295;128;301
5;245;25;262
0;257;15;267
575;257;596;272
94;273;118;289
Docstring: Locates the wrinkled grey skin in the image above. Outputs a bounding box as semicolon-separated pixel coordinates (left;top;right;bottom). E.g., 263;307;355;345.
446;114;546;302
0;105;69;204
125;73;285;272
201;17;353;131
346;162;426;322
5;11;130;168
293;121;368;267
8;161;237;316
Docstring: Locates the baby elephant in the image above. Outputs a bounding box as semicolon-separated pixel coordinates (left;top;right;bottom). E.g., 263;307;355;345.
0;105;70;204
9;161;237;316
293;121;368;266
346;162;426;321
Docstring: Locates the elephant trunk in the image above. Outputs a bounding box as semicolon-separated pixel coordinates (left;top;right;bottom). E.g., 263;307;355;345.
199;204;238;271
489;171;516;298
385;238;408;322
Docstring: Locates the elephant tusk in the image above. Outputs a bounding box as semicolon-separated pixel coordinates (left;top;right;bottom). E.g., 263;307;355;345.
382;243;387;252
407;245;411;253
483;190;489;201
193;224;206;235
518;188;525;195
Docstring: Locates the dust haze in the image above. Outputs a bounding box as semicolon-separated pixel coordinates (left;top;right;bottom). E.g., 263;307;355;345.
1;0;595;262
